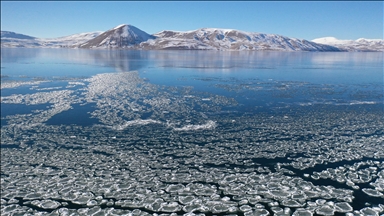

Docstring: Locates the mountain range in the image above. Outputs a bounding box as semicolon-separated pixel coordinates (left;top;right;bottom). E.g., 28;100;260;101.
1;24;383;52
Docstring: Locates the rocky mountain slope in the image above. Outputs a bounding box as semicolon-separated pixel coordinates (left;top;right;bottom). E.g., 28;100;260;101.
312;37;384;52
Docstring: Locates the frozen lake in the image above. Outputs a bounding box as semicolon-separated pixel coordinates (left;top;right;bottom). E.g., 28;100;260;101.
1;48;383;215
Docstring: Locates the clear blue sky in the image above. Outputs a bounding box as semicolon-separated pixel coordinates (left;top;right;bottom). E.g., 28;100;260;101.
1;1;383;40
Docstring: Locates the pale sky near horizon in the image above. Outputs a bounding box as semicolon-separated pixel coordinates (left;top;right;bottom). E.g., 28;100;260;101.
1;1;383;40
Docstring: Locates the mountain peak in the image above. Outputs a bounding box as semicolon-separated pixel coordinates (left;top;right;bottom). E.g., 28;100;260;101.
111;24;140;31
79;24;154;48
113;24;129;30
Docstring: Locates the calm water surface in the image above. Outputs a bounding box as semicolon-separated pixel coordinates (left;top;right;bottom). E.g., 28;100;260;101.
2;48;382;107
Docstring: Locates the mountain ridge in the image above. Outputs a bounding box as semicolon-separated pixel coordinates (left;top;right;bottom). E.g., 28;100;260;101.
139;28;340;51
1;24;383;51
78;24;341;51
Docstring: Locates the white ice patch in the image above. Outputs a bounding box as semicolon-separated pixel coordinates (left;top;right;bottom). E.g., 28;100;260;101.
1;90;74;105
173;120;216;131
112;119;162;130
1;80;49;89
349;101;377;105
68;81;85;86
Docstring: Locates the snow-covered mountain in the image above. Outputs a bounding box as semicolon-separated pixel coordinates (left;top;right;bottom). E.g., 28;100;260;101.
1;31;102;48
312;37;384;52
139;28;340;51
2;25;382;52
78;24;155;48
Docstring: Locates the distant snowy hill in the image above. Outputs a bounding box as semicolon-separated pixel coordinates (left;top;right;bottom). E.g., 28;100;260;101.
1;31;39;48
79;24;155;48
1;31;36;40
1;31;102;48
139;28;340;51
312;37;384;52
39;31;103;47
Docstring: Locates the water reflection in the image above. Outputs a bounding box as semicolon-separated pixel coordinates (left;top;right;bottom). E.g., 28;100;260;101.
310;52;384;67
37;49;151;72
1;48;383;77
79;49;150;72
145;51;384;73
0;48;41;63
1;48;151;72
147;50;299;70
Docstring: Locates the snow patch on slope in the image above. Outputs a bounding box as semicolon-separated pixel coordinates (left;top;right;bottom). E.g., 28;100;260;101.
113;24;127;30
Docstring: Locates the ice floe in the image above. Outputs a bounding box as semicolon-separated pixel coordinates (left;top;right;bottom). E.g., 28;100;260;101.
1;70;384;215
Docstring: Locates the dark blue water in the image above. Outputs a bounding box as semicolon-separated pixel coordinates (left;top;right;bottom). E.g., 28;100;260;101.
45;103;99;126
